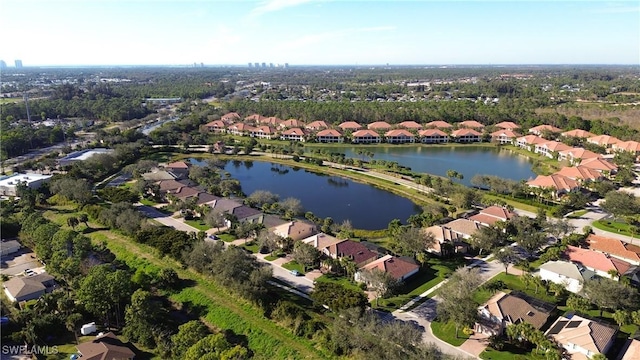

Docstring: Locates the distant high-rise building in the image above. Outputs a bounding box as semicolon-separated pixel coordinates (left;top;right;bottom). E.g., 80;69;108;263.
284;63;289;68
254;62;260;68
14;60;23;68
261;62;266;68
0;60;6;70
248;63;252;67
269;63;274;68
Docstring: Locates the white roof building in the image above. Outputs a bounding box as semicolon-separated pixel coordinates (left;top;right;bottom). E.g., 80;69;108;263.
0;173;52;196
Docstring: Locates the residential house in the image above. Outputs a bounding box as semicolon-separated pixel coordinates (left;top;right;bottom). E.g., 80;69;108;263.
475;291;555;336
586;234;640;265
368;121;392;132
450;128;482;143
165;161;191;178
612;140;640;155
316;129;344;143
526;174;580;198
226;123;253;136
280;118;305;129
250;125;278;139
539;260;592;294
469;206;516;227
221;112;241;123
424;225;467;256
141;169;177;181
534;141;572;159
356;255;420;282
561;129;595;139
516;135;547;152
424;120;453;130
579;158;618;177
3;273;56;302
443;218;481;239
211;198;263;227
257;116;282;127
545;315;617;360
76;332;136;360
491;129;521;145
0;240;21;256
351;129;381;144
397;121;423;130
587;135;621;149
157;179;196;194
565;245;635;279
301;233;343;257
203;120;226;132
385;129;415;144
555;166;603;183
419;129;449;143
194;192;219;206
305;120;330;131
170;186;202;202
244;113;264;124
338;121;363;131
494;121;521;130
528;124;563;137
619;339;640;360
280;127;307;142
558;148;602;165
328;239;378;266
271;221;318;241
457;120;485;130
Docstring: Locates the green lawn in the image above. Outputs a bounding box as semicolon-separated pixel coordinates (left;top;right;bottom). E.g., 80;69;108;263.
243;242;260;254
217;233;236;242
486;272;559;305
139;198;160;206
282;260;306;274
593;219;639;239
480;342;547;360
265;251;285;261
184;219;211;231
315;273;362;292
430;320;470;346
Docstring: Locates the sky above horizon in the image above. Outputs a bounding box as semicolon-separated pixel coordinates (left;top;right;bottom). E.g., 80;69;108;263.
1;0;639;67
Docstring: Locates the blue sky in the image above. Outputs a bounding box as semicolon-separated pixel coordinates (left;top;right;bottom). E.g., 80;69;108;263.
1;0;638;66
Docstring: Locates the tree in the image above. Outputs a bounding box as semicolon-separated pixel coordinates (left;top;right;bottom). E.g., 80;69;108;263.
494;246;519;274
77;265;133;328
78;213;89;228
518;231;547;257
205;209;226;231
583;278;639;316
66;216;79;230
245;190;279;208
436;268;483;338
311;282;368;313
65;313;83;344
50;177;93;205
171;320;209;359
546;218;576;240
446;169;463;181
291;241;321;271
183;333;234;360
394;226;435;263
124;289;161;348
613;310;631;327
279;197;303;218
469;225;506;255
600;190;639;220
358;268;399;306
256;229;281;254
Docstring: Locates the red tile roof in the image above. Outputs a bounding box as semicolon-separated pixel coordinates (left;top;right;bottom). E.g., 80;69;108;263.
338;121;363;130
579;158;618;172
536;141;572;152
281;119;304;128
204;120;226;128
360;255;419;280
517;135;547;145
526;174;580;192
424;120;453;129
252;125;277;135
494;121;521;130
167;161;190;169
332;240;378;266
352;129;380;138
397;121;423;129
451;128;482;137
305;120;330;130
368;121;392;130
587;234;640;263
558;147;602;161
587;135;621;146
529;124;562;134
458;120;485;129
385;129;414;137
282;127;306;136
491;129;521;138
561;129;595;138
479;206;515;221
565;245;633;274
316;129;342;137
419;129;448;137
613;141;640;153
556;166;602;181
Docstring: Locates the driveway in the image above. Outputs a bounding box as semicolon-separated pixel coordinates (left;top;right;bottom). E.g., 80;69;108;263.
137;205;201;233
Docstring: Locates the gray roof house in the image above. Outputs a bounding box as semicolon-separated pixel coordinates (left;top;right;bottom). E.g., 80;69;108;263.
538;260;595;294
3;273;56;302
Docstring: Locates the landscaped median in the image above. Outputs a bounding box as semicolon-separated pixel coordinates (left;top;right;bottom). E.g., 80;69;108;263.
593;219;639;239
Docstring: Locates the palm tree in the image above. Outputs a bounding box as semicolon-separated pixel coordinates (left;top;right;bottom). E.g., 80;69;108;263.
607;269;620;280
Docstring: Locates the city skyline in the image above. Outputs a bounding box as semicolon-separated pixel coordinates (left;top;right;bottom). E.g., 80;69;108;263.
1;0;638;67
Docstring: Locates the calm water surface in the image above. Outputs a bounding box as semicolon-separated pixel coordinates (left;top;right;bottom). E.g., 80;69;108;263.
316;145;536;186
189;159;421;230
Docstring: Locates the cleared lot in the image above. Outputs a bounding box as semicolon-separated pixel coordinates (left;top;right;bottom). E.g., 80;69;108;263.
1;248;43;277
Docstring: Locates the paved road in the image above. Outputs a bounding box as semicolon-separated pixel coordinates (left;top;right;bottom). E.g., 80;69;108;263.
137;205;201;233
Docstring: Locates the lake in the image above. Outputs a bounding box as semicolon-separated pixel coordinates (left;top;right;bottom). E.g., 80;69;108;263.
314;145;536;186
189;159;421;230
